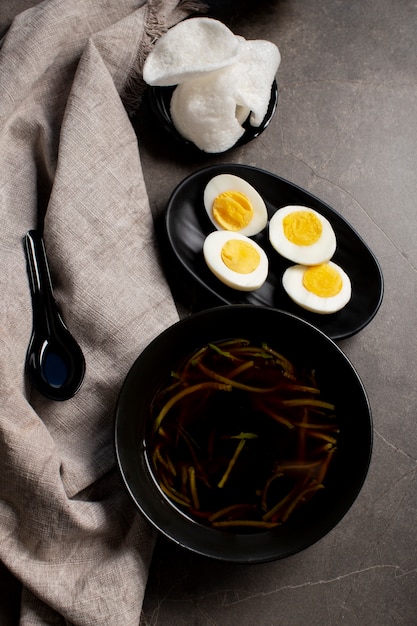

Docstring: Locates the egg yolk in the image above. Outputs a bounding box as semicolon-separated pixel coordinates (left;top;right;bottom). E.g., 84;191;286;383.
212;191;254;231
221;239;260;274
302;264;343;297
283;211;322;246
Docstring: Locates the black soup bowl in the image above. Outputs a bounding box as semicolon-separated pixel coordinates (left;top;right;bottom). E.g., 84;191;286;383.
115;305;372;563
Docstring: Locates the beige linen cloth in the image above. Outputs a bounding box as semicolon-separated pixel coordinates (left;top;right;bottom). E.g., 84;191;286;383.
0;0;205;623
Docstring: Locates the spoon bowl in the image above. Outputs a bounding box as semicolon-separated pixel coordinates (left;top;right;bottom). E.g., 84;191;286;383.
24;230;86;401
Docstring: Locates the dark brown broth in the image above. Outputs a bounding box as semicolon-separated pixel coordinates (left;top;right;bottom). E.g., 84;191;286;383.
145;339;338;531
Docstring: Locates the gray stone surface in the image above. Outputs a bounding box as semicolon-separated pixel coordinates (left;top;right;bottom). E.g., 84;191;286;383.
1;1;416;624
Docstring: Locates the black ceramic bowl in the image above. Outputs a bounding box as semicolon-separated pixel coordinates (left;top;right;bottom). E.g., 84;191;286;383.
146;80;278;153
115;305;372;563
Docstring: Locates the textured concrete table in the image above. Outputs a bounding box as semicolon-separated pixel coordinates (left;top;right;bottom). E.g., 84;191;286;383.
137;2;417;624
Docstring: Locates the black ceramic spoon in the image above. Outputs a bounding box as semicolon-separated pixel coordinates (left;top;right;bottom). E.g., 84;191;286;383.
24;230;86;401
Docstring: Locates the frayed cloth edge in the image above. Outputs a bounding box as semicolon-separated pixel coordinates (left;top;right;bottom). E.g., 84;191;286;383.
122;0;208;116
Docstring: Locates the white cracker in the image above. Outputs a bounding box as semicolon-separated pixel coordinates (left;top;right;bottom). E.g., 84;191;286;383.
143;17;241;86
170;74;247;152
226;39;281;126
170;38;281;152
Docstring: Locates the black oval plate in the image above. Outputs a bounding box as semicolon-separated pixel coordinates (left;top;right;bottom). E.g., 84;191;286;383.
164;164;384;340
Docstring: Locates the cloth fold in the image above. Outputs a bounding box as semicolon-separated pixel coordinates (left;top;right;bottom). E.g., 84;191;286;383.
0;1;205;623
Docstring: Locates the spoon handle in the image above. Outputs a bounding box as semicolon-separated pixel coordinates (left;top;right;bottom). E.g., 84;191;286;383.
24;230;62;330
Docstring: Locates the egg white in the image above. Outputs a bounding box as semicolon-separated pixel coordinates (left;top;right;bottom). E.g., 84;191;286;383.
203;174;268;236
282;261;352;314
269;205;336;265
203;230;268;291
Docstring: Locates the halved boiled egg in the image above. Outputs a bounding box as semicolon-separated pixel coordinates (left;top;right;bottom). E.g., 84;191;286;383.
282;261;351;314
203;230;268;291
204;174;268;236
269;205;336;265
